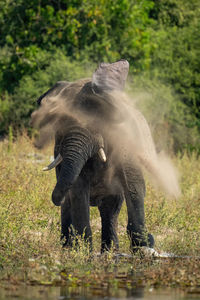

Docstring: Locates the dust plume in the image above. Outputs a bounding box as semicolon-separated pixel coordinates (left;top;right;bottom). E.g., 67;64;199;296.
31;79;181;198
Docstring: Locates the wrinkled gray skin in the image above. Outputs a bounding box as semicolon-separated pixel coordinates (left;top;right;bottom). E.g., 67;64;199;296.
35;60;154;252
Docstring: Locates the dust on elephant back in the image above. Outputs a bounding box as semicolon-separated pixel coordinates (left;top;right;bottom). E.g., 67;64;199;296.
31;62;180;199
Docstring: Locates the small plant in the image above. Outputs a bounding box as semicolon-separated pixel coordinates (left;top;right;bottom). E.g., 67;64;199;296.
7;125;13;152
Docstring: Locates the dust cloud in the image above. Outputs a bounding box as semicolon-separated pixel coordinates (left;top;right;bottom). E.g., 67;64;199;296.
31;79;181;199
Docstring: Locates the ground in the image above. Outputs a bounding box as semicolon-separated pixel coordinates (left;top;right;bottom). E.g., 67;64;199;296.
0;134;200;291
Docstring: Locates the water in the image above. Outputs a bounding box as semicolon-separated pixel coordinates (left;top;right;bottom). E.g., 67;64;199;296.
0;286;200;300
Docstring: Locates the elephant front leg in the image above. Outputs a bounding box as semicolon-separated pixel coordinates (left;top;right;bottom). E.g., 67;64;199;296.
125;189;154;252
70;175;92;248
98;195;123;253
61;195;73;247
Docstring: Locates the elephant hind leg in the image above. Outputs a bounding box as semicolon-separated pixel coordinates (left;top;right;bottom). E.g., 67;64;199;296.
125;188;154;252
98;194;123;253
123;166;154;252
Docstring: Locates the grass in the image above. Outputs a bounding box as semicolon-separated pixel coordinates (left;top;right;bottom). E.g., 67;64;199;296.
0;133;200;290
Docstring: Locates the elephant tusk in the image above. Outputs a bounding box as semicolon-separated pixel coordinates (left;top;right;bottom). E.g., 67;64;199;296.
43;153;63;171
98;148;107;162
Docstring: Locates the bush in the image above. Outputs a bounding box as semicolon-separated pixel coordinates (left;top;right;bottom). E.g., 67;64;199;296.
0;94;13;135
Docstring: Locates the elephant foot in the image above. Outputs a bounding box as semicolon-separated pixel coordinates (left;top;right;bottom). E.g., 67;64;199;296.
101;243;119;254
130;232;154;253
61;233;93;252
61;234;73;248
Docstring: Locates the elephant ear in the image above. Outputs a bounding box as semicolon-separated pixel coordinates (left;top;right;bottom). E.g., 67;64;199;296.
37;81;70;105
92;59;129;93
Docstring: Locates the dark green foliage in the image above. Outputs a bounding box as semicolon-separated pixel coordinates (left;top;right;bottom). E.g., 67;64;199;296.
0;0;199;152
0;0;155;92
150;0;199;27
149;0;200;120
1;51;93;135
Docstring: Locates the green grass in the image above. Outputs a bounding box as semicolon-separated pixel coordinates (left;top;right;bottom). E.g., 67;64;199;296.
0;134;200;288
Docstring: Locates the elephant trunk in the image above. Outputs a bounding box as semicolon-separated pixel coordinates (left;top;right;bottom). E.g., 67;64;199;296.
52;127;104;206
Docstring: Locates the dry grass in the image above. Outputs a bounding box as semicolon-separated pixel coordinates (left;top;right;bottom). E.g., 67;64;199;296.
0;134;200;287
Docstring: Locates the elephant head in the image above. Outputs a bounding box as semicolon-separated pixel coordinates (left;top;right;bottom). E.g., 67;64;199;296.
46;126;106;206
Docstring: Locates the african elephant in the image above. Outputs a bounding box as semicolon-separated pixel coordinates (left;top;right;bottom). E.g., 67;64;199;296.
32;60;154;252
